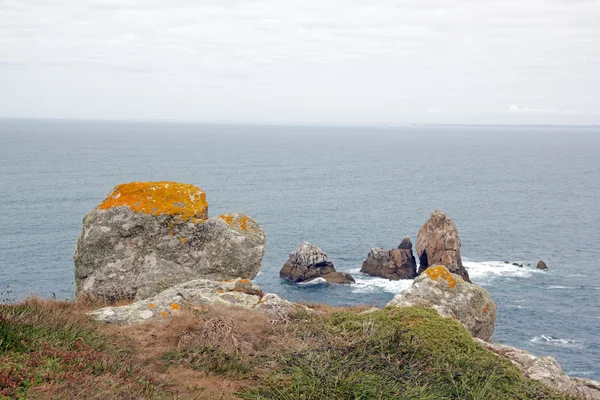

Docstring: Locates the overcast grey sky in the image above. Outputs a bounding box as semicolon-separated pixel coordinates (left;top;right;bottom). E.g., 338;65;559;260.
1;0;599;124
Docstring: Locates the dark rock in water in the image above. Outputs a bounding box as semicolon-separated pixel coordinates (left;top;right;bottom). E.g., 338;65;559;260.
280;242;354;284
537;260;549;270
512;262;520;266
398;236;413;250
360;237;417;280
504;261;509;264
416;210;470;282
321;272;356;284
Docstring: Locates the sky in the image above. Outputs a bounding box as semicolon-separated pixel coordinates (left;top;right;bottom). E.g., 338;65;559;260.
0;0;599;125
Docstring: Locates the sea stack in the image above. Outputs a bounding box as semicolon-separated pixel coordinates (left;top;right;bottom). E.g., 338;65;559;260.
280;242;355;284
360;237;418;280
416;210;470;282
537;260;549;270
74;181;266;301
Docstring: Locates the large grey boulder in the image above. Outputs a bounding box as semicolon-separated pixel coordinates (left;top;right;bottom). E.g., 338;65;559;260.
475;338;600;400
360;237;418;280
74;182;266;301
386;265;496;340
416;210;470;282
279;242;355;284
88;278;315;324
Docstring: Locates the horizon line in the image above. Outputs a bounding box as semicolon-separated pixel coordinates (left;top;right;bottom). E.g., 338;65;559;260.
1;116;599;129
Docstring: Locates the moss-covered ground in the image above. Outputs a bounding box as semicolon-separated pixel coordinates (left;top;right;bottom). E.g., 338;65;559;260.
0;298;571;399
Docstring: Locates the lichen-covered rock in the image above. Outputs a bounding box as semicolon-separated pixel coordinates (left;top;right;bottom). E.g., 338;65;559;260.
74;182;266;301
88;278;264;324
537;260;549;270
279;242;354;284
360;237;417;280
386;265;496;340
88;279;315;324
257;293;319;320
416;210;470;282
474;338;600;400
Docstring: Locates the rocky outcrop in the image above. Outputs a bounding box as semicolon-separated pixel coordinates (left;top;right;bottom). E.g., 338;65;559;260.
475;338;600;400
74;182;266;301
416;210;470;282
360;237;418;280
387;265;496;340
280;242;355;284
537;260;549;270
88;278;316;324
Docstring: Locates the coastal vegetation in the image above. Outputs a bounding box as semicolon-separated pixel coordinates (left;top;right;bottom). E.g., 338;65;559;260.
0;297;570;399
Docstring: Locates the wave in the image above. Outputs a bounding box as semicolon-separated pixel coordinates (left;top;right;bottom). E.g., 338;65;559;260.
347;268;414;295
547;285;577;290
297;277;327;286
566;370;595;377
463;260;540;284
530;335;581;348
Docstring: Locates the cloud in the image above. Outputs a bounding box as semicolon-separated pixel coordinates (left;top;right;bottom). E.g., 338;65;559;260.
0;0;599;123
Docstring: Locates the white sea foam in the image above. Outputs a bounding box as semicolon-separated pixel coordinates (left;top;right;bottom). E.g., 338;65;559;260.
463;260;540;284
566;371;594;377
297;277;327;285
547;285;576;290
346;268;414;295
530;335;581;348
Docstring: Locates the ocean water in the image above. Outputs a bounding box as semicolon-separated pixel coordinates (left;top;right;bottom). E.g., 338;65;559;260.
1;119;599;379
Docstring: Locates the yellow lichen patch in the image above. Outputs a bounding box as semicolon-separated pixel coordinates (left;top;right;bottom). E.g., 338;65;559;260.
483;304;489;313
160;311;168;317
98;181;208;222
179;237;187;244
168;231;175;236
425;265;457;288
219;214;251;231
219;214;234;225
239;216;249;231
148;303;156;309
171;303;181;310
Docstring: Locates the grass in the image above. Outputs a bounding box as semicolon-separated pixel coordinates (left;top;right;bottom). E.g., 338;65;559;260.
0;298;573;400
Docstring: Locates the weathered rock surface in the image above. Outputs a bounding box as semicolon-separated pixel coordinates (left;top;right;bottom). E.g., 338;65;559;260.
475;338;600;400
74;182;266;301
360;237;418;280
88;278;314;324
386;265;496;340
416;210;470;282
280;242;355;284
537;260;549;270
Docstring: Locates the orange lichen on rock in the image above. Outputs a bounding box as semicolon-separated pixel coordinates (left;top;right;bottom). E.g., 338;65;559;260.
217;289;224;293
219;214;251;231
238;279;250;285
179;237;187;244
148;303;156;309
483;303;489;313
160;311;168;317
239;216;249;231
98;181;208;221
171;303;181;310
219;214;234;225
425;265;457;288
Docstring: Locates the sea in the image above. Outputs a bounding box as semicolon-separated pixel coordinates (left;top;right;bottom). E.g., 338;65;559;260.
1;118;599;379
